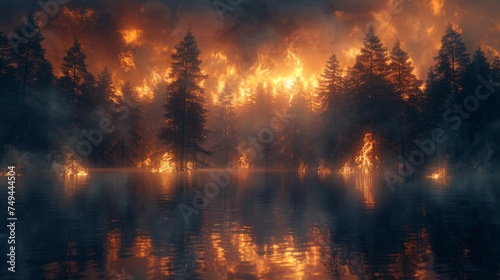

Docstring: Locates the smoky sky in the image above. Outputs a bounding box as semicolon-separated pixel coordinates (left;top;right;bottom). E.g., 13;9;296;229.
1;0;499;85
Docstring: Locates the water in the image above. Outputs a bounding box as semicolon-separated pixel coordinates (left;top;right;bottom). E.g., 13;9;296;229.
1;170;499;279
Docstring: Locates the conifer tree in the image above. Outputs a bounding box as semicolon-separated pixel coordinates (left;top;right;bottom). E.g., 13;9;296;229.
115;82;143;167
159;31;210;170
389;40;423;157
211;81;239;166
59;37;95;130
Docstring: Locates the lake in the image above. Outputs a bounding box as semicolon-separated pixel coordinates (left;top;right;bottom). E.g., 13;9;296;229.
1;170;499;279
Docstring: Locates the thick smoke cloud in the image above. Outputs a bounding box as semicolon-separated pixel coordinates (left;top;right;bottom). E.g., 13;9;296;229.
1;0;499;84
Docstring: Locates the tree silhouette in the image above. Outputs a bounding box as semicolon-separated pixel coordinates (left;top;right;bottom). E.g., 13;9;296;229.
159;31;210;170
210;81;239;166
435;24;470;95
279;78;312;169
389;40;423;157
115;82;143;167
59;37;95;131
11;13;55;145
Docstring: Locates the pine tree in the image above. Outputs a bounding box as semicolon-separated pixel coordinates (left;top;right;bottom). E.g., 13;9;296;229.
83;68;116;166
159;31;210;170
11;14;55;145
239;83;275;167
317;54;346;163
0;33;18;151
389;40;423;157
59;37;95;130
455;47;493;169
492;56;500;73
434;24;470;95
352;26;397;162
115;82;143;167
210;81;238;166
279;78;311;169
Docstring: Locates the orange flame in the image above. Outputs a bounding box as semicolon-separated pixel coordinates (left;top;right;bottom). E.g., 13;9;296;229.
237;153;250;169
119;50;136;72
355;133;377;174
317;160;332;177
338;161;354;176
64;159;88;177
152;152;175;172
426;168;447;180
120;29;143;46
298;160;307;174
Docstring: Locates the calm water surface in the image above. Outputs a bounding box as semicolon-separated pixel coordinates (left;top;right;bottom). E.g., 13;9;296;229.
1;170;499;279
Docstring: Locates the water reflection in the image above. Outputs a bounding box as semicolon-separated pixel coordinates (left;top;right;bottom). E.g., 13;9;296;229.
0;171;499;279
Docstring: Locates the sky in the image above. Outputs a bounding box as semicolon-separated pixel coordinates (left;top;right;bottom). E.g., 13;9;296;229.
1;0;499;96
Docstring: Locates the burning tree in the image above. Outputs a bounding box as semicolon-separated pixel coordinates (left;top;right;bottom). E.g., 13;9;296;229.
159;31;210;171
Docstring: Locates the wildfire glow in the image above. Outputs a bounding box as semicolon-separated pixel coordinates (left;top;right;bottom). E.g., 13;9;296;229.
151;152;175;173
298;160;307;174
426;168;447;180
345;47;361;59
339;161;354;176
204;45;318;106
355;133;377;174
429;0;445;16
237;153;250;169
64;159;88;177
120;29;143;46
119;50;136;72
317;160;332;177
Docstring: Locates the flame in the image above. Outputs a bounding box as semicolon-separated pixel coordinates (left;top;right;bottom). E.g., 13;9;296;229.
426;168;447;180
119;50;136;72
298;160;307;174
355;133;377;174
133;66;170;102
63;7;95;24
237;153;250;169
120;29;143;46
338;162;354;176
203;44;318;106
345;47;361;59
64;159;88;177
317;160;332;177
150;152;175;173
429;0;444;16
138;152;175;172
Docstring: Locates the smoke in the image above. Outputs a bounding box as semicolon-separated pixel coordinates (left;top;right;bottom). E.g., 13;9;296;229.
1;0;499;87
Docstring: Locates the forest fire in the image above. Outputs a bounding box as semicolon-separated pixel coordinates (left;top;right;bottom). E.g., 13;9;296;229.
237;154;250;169
298;160;307;174
137;152;175;172
426;168;447;181
355;133;377;174
317;160;332;177
2;1;500;279
120;29;143;46
339;162;354;176
64;160;89;177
